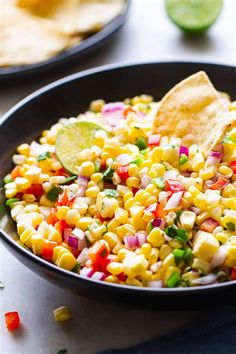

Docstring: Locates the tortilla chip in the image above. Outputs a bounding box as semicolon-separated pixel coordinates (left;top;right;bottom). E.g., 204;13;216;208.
153;71;235;153
16;0;125;35
0;1;79;67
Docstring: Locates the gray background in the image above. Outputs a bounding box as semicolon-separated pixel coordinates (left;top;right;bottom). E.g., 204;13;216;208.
0;1;236;353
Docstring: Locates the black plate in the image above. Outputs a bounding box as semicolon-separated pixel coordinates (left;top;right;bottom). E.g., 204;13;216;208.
1;62;236;310
0;0;130;80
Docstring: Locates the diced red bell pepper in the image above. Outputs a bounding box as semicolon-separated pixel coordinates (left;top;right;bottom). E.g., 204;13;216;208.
210;176;229;190
200;218;219;233
24;183;44;197
11;166;22;180
89;240;110;265
117;166;129;181
46;211;58;225
42;241;57;261
231;267;236;280
148;134;161;147
230;161;236;174
165;179;185;194
85;259;100;272
155;203;167;218
54;168;68;177
5;312;20;331
117;272;127;282
123;106;135;118
54;220;69;235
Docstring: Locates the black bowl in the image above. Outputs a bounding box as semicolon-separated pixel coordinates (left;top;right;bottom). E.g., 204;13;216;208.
1;62;236;310
0;0;130;80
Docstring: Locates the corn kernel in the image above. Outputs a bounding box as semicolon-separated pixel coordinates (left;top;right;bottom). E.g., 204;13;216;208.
76;217;94;231
149;248;159;265
180;211;196;229
17;143;30;156
79;161;95;177
159;244;172;260
126;278;142;287
192;258;210;274
126;177;140;188
107;262;123;275
147;228;164;247
162;253;175;268
105;275;119;283
53;306;71;322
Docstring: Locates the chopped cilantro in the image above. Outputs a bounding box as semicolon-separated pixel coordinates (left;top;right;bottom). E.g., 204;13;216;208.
164;226;188;243
36;151;51;161
71;262;81;273
0;281;4;289
226;222;235;231
104;189;119;198
60;176;77;185
103;165;114;181
175;210;183;223
183;249;193;263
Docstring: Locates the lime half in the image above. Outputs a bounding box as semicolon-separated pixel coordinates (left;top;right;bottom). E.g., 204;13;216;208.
55;121;109;175
165;0;223;35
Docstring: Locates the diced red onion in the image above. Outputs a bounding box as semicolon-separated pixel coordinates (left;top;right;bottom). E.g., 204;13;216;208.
152;218;165;229
206;151;222;166
124;235;138;249
164;191;183;210
190;206;201;215
116;154;133;166
214;143;223;153
63;228;73;241
208;151;223;159
102;102;125;127
72;228;86;250
77;248;89;266
77;176;88;197
91;271;106;281
80;267;94;278
191;274;219;285
179;146;189;157
211;245;228;269
140;175;152;189
136;233;147;247
67;235;79;249
148;280;163;288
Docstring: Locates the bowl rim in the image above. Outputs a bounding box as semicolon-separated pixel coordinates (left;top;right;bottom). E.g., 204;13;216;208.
1;60;236;294
0;0;131;79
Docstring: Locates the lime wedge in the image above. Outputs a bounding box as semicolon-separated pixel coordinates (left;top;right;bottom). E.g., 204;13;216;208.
165;0;223;35
55;121;109;175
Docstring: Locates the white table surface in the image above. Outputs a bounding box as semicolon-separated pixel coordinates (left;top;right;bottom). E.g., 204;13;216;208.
0;1;236;353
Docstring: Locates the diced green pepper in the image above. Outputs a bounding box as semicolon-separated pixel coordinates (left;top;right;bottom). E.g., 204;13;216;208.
46;186;63;202
5;198;20;206
135;137;148;150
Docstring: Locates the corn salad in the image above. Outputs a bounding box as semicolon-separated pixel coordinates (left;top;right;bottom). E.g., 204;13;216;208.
4;95;236;288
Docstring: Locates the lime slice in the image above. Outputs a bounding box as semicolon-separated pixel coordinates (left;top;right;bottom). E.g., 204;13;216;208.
165;0;223;35
55;121;109;175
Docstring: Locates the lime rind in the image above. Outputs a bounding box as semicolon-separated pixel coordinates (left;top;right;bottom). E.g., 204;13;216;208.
165;0;223;35
55;121;109;175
